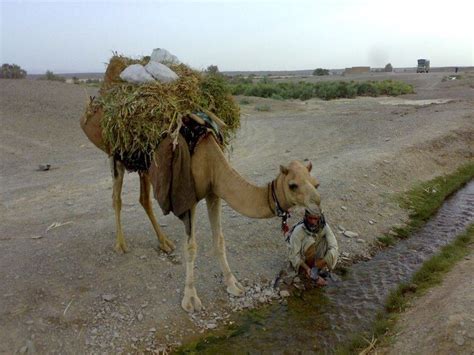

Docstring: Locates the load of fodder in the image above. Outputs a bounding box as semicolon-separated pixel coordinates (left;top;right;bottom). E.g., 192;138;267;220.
89;55;240;170
229;78;414;101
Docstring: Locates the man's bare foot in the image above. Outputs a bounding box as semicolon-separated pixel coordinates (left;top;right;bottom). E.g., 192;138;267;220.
316;276;328;287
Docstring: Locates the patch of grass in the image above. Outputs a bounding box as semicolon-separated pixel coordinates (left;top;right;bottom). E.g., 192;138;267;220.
229;79;414;101
377;234;397;247
239;98;251;105
254;104;271;112
393;162;474;239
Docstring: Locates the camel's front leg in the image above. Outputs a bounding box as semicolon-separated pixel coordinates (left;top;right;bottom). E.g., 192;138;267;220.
111;158;127;253
206;194;245;296
138;172;175;253
181;206;202;312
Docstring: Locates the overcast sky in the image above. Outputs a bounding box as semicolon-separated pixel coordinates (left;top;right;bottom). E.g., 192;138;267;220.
1;0;473;74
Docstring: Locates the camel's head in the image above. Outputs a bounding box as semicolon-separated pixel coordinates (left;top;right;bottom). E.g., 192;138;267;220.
279;160;320;211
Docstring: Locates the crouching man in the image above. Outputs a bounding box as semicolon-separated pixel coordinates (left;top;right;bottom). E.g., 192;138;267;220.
287;206;339;286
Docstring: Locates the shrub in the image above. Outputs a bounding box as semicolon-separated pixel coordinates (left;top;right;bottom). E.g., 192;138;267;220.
313;68;330;76
254;104;271;111
39;70;66;82
227;79;413;101
0;63;27;79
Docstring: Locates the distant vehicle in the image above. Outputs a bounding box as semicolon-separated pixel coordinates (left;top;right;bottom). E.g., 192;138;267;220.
417;59;430;73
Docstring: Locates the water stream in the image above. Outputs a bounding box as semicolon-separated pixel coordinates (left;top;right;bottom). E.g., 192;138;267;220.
185;181;474;353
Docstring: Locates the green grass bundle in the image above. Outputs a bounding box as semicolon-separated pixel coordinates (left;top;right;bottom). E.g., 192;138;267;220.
94;55;240;169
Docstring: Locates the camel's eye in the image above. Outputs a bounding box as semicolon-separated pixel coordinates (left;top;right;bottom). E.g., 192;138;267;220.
314;183;320;189
289;183;298;191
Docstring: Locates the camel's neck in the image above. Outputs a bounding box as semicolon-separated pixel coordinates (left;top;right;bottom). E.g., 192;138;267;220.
210;144;287;219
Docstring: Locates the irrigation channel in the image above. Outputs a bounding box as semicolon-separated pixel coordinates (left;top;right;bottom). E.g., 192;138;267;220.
183;181;474;353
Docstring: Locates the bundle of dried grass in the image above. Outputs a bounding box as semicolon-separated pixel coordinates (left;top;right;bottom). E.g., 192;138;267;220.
91;55;240;170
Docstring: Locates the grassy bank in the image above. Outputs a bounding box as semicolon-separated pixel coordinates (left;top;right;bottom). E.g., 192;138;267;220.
378;162;474;246
339;224;474;354
230;79;414;101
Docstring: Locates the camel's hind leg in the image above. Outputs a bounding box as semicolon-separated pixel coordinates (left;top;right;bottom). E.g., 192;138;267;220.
181;206;202;313
138;172;175;253
111;158;128;253
206;194;245;296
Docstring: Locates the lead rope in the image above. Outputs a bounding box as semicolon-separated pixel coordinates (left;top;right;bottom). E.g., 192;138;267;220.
271;181;291;235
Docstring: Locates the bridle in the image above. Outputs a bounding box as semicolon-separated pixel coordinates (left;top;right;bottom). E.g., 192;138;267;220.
269;180;291;234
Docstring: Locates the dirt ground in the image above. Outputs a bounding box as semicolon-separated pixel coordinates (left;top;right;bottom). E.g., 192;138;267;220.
1;71;473;353
380;248;474;355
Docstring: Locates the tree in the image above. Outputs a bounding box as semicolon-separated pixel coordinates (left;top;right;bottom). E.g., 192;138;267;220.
0;63;27;79
313;68;329;76
384;63;393;72
206;65;220;75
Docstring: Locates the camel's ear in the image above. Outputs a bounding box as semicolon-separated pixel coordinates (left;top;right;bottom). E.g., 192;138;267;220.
280;165;289;175
306;161;312;172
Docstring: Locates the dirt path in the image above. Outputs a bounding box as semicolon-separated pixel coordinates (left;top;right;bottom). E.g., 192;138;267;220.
381;248;474;355
1;72;473;353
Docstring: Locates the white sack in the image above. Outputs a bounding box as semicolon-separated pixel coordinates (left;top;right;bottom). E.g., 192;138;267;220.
119;64;155;84
144;61;179;83
150;48;180;64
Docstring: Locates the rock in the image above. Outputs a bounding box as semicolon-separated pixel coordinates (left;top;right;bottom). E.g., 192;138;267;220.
149;328;156;333
341;251;350;257
258;297;266;303
453;334;465;346
356;239;365;243
337;225;345;232
368;220;375;225
279;290;290;298
38;164;51;171
388;230;398;237
206;323;217;329
340;206;347;211
102;294;116;302
137;313;144;321
25;320;34;325
343;231;359;238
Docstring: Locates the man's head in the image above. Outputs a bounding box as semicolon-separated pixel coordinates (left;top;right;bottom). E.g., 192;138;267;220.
303;206;324;233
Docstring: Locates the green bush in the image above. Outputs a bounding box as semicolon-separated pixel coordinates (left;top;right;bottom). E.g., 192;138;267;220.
229;79;413;101
313;68;330;76
0;63;27;79
255;104;271;111
39;70;66;82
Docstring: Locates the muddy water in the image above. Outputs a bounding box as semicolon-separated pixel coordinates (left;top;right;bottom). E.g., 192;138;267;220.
189;181;474;353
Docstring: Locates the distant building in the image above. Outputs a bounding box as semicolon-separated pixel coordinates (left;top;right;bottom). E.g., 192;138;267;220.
344;66;370;75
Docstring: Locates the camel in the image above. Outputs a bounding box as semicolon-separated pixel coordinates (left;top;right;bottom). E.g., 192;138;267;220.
80;109;321;312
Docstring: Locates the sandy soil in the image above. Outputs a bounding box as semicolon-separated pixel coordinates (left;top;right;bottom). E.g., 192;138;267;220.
1;71;473;353
381;249;474;355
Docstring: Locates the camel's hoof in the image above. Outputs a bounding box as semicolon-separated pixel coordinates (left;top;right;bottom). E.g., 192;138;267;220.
159;238;176;254
227;280;245;296
181;295;202;313
114;241;128;254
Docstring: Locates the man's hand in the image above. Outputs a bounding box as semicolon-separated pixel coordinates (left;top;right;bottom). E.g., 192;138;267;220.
315;259;327;269
301;263;312;278
315;276;328;287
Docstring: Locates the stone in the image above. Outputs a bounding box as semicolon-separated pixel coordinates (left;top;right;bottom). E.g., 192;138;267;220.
137;313;144;321
102;294;116;302
356;239;365;243
368;220;375;225
343;231;359;238
337;225;345;232
340;206;347;211
279;290;290;298
258;297;266;303
453;334;465;346
206;323;217;329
